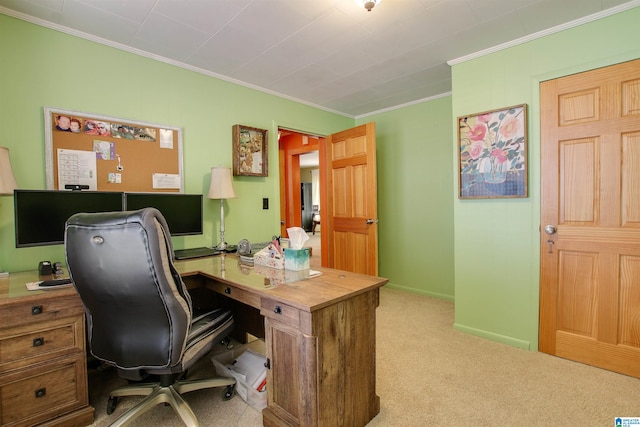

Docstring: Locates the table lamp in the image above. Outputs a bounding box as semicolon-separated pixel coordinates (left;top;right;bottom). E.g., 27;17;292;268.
0;147;18;195
0;147;18;277
207;167;236;251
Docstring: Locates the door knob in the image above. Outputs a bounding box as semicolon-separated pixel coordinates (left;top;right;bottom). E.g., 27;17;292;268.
544;225;557;235
280;220;285;225
366;218;379;224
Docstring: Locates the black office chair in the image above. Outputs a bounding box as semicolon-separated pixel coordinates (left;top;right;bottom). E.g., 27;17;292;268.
65;208;236;427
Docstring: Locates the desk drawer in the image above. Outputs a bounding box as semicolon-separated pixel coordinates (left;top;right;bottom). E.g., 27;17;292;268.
0;352;88;427
207;281;260;308
0;316;85;372
261;299;300;326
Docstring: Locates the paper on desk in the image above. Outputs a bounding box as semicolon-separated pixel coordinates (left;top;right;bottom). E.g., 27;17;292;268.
286;227;309;249
25;281;73;291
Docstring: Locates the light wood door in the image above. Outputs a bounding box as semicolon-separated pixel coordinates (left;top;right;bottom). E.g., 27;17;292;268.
539;58;640;377
325;123;379;276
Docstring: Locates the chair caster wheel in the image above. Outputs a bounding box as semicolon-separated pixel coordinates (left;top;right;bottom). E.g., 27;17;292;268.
221;337;234;350
106;396;118;415
222;384;236;401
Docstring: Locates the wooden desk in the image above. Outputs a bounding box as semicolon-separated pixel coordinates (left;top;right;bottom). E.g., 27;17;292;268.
0;272;94;427
1;256;387;427
175;255;388;427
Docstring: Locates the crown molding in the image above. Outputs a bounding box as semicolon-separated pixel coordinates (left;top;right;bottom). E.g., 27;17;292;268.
447;1;640;66
0;7;354;119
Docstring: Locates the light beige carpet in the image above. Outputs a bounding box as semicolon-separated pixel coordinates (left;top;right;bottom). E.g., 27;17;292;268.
89;287;640;426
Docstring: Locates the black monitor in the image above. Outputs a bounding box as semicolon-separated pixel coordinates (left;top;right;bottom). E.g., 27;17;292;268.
14;190;125;247
124;192;203;236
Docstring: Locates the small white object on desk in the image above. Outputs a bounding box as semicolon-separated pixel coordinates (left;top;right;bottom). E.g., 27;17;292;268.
25;280;74;291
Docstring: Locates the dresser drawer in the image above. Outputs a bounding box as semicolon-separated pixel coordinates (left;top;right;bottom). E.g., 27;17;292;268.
261;299;300;326
0;316;85;372
0;352;88;427
0;294;84;330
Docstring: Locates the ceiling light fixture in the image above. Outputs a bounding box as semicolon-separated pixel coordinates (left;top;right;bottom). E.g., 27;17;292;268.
355;0;381;12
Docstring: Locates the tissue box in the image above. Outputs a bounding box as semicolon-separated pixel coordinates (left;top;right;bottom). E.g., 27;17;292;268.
284;248;310;271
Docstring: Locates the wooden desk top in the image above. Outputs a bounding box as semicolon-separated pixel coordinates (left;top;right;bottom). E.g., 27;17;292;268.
0;271;76;303
176;254;388;312
0;254;388;313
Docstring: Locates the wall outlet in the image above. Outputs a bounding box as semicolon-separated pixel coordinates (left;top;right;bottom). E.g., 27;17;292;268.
263;198;269;209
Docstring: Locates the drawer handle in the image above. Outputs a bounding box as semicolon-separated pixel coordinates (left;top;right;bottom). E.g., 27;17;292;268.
35;388;46;398
274;305;282;315
33;337;45;347
32;305;43;315
224;287;231;294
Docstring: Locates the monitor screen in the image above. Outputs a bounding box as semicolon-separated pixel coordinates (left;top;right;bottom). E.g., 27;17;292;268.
124;193;203;236
14;190;125;247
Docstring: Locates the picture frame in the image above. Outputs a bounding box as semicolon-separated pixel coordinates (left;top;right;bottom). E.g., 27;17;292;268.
458;104;528;199
233;124;268;177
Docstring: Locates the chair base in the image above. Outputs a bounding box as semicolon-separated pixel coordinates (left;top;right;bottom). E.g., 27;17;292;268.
108;377;236;427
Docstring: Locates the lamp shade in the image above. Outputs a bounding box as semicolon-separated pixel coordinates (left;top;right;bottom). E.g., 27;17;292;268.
207;167;236;199
0;147;18;195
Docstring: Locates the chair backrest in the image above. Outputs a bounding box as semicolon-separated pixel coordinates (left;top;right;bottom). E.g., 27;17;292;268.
65;208;192;373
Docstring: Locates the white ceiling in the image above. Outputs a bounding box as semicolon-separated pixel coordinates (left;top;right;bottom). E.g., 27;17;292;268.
1;0;637;117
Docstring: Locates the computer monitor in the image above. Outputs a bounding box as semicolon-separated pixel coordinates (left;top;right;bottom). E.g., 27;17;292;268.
124;192;203;236
14;190;125;247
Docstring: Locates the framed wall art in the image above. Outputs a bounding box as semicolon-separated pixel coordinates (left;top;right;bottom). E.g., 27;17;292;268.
233;124;268;177
458;104;528;199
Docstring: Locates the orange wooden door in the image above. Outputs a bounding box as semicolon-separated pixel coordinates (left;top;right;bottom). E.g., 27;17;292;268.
539;59;640;377
325;123;379;276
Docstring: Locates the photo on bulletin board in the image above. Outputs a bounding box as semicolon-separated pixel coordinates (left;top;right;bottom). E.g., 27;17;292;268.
44;107;184;193
232;124;268;177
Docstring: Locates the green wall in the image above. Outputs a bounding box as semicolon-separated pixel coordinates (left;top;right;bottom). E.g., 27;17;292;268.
358;97;455;300
0;13;456;303
451;6;640;350
0;14;353;272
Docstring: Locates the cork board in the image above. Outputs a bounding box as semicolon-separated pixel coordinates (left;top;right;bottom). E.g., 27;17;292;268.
44;107;183;192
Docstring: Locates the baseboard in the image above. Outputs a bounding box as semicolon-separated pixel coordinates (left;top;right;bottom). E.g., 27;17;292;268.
453;323;531;350
383;283;455;302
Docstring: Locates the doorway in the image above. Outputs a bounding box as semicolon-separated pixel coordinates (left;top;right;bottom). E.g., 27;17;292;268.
278;129;323;267
278;123;379;274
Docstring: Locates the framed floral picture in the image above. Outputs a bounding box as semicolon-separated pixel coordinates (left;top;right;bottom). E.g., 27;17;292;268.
232;124;268;177
458;104;528;199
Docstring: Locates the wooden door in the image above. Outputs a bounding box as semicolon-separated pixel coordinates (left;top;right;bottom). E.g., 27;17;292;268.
539;59;640;377
325;123;379;276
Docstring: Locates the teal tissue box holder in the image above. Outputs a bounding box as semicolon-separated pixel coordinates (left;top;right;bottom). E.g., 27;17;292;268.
284;248;310;271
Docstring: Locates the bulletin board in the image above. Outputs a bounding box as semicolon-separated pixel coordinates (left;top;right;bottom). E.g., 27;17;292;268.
44;107;184;192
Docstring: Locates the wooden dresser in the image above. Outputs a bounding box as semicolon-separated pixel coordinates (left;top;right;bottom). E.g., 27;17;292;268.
0;272;94;427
